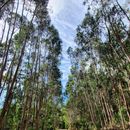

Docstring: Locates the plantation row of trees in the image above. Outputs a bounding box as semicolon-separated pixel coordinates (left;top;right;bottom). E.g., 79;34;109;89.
0;0;64;129
65;0;130;130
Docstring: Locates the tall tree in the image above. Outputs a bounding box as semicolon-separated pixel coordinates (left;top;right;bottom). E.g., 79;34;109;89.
66;0;130;129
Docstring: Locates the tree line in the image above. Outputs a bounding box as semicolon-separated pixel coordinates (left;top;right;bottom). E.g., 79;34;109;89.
0;0;64;129
65;0;130;129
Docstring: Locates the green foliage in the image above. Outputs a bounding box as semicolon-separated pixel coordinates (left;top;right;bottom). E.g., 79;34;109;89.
65;0;130;129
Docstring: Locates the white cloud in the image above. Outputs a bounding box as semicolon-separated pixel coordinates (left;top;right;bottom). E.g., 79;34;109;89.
48;0;65;17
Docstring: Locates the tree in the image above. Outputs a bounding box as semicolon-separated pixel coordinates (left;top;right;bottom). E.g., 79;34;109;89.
0;0;63;129
65;0;130;129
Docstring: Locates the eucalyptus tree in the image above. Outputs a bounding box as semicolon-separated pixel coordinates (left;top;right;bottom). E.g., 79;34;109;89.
66;0;130;129
0;0;63;129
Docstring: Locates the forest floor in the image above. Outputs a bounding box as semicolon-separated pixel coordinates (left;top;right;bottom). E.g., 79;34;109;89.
58;129;68;130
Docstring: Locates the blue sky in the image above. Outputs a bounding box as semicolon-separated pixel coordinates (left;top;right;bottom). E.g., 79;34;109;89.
48;0;86;89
